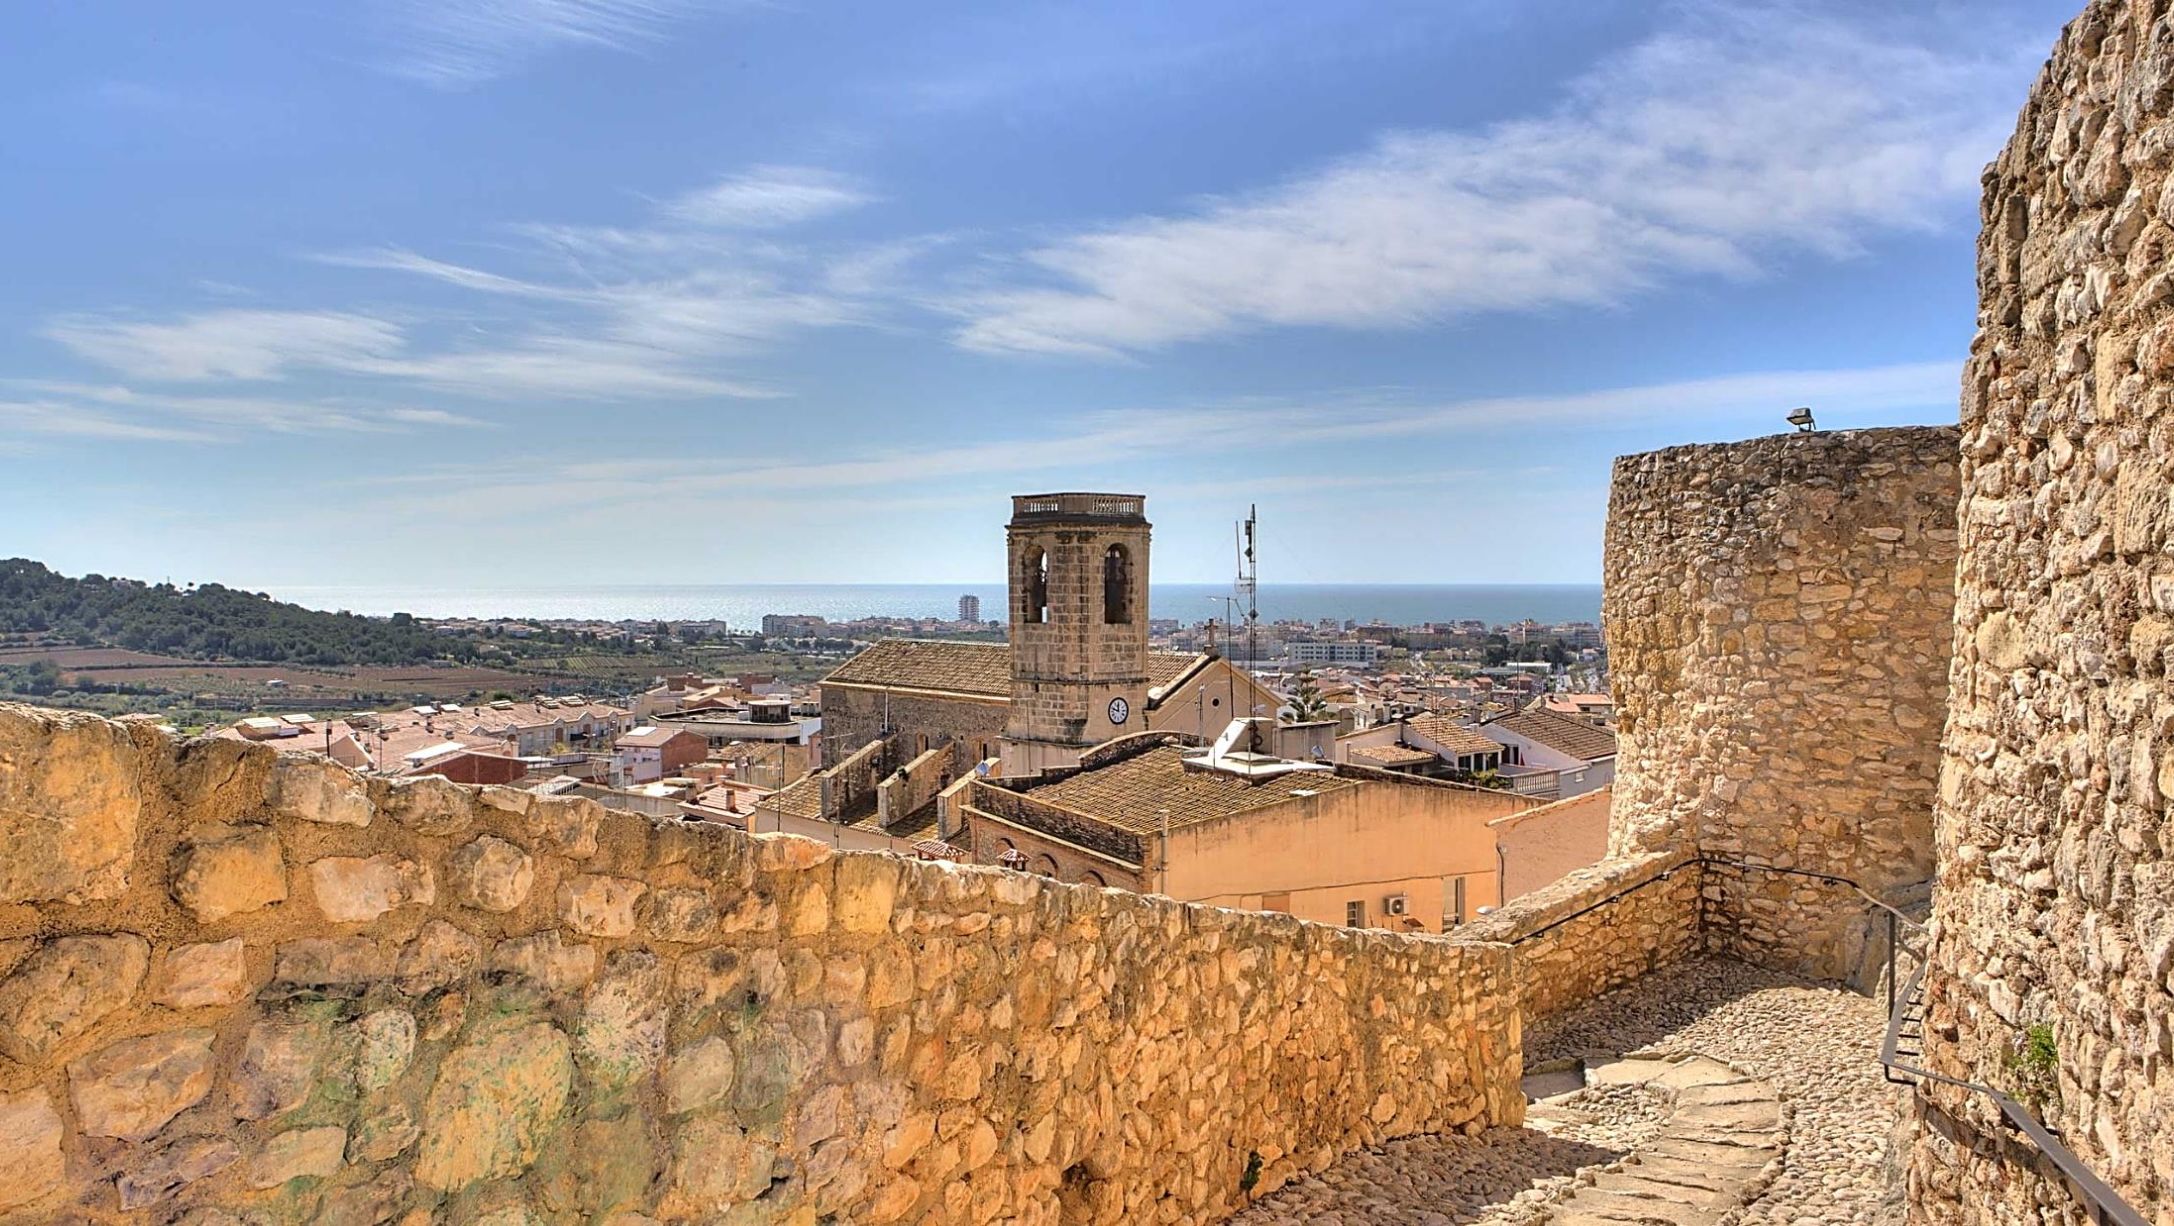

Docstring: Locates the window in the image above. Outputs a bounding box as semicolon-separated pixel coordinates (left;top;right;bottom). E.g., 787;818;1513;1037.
1345;900;1366;927
1081;870;1107;887
1448;877;1467;928
1102;544;1131;624
1032;854;1059;878
1024;549;1049;623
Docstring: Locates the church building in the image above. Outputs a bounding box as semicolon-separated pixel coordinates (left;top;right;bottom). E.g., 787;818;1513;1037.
800;494;1284;840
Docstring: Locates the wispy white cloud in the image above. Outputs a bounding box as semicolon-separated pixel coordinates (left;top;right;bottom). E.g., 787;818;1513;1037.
0;380;490;444
664;167;875;229
0;400;211;444
40;305;747;401
253;169;912;399
43;310;405;381
953;3;2032;357
344;357;1959;520
51;168;907;404
371;0;739;87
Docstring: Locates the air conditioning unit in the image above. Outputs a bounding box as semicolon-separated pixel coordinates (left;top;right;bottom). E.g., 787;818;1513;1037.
1382;894;1409;917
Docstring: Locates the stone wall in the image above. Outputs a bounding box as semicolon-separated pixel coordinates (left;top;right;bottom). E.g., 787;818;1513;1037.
1605;425;1960;983
1458;851;1705;1026
1913;1;2174;1218
817;735;894;821
0;704;1521;1225
817;685;1007;770
875;747;951;829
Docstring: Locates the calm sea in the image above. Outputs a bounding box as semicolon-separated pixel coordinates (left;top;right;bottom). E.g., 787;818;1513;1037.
269;583;1602;628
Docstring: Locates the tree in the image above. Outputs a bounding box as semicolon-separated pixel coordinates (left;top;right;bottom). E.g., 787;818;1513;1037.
8;659;63;696
1284;670;1331;723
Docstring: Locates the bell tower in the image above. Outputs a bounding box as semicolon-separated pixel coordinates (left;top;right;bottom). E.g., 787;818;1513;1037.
1001;493;1151;776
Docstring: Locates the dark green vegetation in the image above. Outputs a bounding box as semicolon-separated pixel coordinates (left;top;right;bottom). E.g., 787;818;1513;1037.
1;559;477;667
0;560;843;730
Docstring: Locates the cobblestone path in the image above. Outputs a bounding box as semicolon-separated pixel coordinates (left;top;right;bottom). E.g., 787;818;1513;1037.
1229;957;1904;1226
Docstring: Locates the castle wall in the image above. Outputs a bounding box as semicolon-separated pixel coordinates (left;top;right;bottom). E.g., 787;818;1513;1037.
1913;3;2174;1218
0;704;1520;1225
1604;425;1960;983
1459;851;1705;1026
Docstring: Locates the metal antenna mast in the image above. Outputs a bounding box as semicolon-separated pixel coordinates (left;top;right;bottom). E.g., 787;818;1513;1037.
1235;505;1258;671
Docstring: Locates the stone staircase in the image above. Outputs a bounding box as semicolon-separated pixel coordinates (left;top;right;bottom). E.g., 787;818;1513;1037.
1527;1053;1785;1225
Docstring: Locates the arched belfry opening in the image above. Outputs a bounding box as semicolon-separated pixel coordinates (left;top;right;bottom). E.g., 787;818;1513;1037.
1103;544;1131;624
1024;549;1049;624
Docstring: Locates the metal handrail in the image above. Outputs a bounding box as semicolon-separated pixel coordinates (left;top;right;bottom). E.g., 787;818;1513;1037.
1501;853;2146;1226
1880;960;2147;1226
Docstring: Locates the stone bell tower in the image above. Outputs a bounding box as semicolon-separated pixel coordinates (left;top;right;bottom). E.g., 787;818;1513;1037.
1000;493;1152;776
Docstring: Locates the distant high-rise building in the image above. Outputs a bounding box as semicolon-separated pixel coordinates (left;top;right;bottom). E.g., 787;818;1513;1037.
958;593;981;623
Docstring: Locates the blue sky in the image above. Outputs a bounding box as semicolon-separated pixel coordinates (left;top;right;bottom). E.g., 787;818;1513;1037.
1;0;2078;589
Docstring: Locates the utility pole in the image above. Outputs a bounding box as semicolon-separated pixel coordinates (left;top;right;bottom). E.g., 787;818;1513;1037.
1236;505;1258;676
1157;806;1171;898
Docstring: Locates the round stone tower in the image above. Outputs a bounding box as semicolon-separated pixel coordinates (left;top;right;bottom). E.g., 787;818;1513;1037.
1000;493;1151;776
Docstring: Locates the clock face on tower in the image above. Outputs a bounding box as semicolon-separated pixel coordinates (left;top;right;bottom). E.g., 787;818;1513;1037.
1107;696;1130;726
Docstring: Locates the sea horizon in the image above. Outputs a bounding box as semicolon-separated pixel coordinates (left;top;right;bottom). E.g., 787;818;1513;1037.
264;582;1604;628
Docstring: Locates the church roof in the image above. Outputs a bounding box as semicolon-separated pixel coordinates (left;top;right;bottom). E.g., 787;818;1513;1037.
821;639;1206;702
822;640;1014;698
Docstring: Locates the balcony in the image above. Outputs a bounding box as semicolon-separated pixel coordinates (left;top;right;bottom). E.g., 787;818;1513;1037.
1010;492;1147;522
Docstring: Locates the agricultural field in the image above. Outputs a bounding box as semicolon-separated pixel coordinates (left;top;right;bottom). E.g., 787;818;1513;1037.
0;638;843;733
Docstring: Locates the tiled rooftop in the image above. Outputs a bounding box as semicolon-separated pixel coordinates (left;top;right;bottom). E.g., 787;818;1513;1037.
1404;713;1502;758
822;639;1014;697
1487;708;1620;762
1349;743;1436;767
1019;744;1360;835
822;638;1205;700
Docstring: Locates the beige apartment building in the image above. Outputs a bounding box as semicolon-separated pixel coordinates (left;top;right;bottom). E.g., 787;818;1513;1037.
951;723;1603;930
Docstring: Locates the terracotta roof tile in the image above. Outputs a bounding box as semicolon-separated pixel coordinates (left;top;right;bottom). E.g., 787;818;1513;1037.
823;639;1204;701
1350;743;1435;767
762;774;826;821
1404;713;1501;759
1487;708;1619;761
823;640;1013;697
1019;745;1359;835
1145;652;1206;690
616;726;698;748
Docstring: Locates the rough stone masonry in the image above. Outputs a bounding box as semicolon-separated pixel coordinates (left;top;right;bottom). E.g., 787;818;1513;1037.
0;704;1520;1225
1605;425;1960;985
1915;0;2174;1219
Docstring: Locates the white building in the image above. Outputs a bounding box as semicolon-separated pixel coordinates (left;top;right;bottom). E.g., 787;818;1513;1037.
1285;641;1383;668
1477;708;1617;802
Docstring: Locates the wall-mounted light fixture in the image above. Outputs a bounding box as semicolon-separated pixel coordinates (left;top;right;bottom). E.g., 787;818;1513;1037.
1787;406;1816;433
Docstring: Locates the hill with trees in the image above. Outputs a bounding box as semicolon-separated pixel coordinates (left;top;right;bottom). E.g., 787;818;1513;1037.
0;559;481;667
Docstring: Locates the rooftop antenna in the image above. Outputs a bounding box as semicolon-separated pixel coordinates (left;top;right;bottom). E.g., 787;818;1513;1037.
1235;504;1258;671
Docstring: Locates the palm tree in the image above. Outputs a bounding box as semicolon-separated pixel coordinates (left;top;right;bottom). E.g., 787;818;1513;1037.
1285;670;1331;723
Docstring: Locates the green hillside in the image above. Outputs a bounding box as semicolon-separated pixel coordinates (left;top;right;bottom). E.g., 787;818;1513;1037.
0;559;479;667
